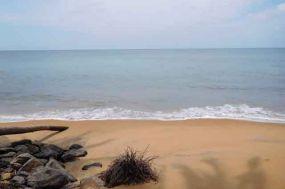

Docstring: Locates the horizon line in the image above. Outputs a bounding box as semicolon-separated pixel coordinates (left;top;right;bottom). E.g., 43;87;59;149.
0;47;285;51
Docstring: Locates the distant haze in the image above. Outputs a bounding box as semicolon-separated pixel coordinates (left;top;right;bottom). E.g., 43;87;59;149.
0;0;285;50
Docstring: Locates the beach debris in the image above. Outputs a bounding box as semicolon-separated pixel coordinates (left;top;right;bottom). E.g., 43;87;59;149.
11;153;34;165
17;157;44;173
0;126;69;136
0;139;87;189
82;162;103;170
99;147;158;188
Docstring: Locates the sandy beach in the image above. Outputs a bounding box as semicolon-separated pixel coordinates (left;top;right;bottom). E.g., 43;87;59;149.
1;119;285;189
1;1;285;188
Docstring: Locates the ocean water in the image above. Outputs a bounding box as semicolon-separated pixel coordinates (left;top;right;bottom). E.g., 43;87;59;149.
0;49;285;122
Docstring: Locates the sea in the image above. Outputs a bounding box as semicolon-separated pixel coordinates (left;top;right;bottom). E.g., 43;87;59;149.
0;48;284;123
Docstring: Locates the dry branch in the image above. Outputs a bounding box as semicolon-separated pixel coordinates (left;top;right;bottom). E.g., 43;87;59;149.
0;126;68;136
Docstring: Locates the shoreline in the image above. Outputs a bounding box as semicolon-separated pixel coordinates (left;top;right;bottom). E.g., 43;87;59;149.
1;117;285;125
1;119;285;188
1;104;285;124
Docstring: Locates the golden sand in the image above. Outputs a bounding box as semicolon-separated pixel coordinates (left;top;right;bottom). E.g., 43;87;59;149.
1;119;285;189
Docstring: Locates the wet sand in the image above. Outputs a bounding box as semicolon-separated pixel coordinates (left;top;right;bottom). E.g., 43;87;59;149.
1;119;285;189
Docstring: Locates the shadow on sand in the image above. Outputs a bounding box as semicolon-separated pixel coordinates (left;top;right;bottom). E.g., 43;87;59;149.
176;157;266;189
51;131;91;147
237;157;266;189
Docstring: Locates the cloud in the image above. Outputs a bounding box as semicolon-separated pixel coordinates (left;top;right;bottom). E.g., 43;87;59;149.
277;3;285;11
1;0;254;31
0;14;19;22
0;0;284;48
248;2;285;20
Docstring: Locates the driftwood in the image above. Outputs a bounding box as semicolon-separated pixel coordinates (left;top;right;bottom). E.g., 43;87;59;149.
0;126;68;136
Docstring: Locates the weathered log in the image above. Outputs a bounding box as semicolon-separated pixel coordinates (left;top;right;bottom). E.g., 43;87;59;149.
0;126;68;136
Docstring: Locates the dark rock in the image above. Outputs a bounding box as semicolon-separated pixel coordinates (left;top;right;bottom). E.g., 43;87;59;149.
61;148;87;162
0;158;13;165
31;141;44;148
18;158;44;173
14;144;40;155
0;140;88;189
11;162;22;170
11;153;34;165
69;144;83;150
1;166;14;173
61;181;80;189
46;158;76;182
63;172;77;183
16;171;30;177
14;145;29;153
11;139;32;147
27;144;41;154
82;162;102;170
0;152;16;159
34;144;64;159
15;146;33;156
0;147;15;155
0;160;10;169
46;158;65;169
38;159;48;165
27;167;70;189
10;175;26;186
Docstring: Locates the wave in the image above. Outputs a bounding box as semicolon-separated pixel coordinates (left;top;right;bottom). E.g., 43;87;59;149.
0;104;285;123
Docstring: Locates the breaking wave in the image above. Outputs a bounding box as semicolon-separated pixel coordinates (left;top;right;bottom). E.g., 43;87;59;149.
1;104;285;123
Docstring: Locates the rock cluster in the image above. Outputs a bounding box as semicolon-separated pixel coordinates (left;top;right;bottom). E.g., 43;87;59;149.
0;139;87;189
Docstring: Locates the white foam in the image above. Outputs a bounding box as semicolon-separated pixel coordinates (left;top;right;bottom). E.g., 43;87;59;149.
1;104;285;123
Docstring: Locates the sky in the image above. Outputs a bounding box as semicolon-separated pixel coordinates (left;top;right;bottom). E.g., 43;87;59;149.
0;0;285;50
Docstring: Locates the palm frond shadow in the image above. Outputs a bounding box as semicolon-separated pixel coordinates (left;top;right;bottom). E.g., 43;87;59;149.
176;157;266;189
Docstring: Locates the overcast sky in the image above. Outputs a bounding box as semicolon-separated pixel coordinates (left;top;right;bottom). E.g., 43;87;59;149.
0;0;285;50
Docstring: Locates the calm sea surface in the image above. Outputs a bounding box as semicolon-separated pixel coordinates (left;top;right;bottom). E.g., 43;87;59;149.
0;49;284;122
